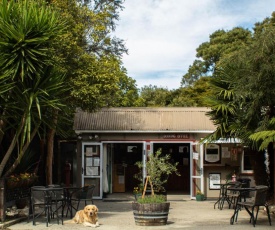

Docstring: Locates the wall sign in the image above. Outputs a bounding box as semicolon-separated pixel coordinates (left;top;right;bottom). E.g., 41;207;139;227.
209;173;221;190
204;144;221;164
163;134;189;139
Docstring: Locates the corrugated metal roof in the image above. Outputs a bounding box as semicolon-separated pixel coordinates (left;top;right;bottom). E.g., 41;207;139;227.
74;107;216;133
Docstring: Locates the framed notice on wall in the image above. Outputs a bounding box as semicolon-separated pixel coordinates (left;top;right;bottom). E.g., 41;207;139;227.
209;173;221;190
204;144;221;164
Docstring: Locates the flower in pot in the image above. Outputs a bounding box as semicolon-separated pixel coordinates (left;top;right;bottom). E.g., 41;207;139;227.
6;173;38;189
196;190;205;201
132;149;180;226
133;185;143;200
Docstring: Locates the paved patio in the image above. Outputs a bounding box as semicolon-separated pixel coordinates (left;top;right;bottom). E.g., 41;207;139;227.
2;194;274;230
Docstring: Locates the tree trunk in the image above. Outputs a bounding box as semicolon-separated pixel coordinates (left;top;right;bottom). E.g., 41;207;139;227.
46;109;58;185
0;114;26;177
3;125;39;178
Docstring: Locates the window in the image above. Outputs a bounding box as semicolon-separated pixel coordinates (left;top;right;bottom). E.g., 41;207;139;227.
241;148;253;173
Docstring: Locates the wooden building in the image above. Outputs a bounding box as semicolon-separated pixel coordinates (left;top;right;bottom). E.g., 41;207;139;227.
73;107;255;199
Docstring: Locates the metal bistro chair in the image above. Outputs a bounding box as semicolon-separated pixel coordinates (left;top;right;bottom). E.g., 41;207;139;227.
227;181;242;209
233;185;271;227
29;186;52;226
29;186;64;227
69;185;95;214
47;185;65;222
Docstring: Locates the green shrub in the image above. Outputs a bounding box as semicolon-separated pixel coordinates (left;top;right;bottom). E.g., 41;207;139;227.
137;195;166;204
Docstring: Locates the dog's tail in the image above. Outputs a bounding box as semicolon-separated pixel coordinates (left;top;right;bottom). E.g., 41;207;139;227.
63;219;76;224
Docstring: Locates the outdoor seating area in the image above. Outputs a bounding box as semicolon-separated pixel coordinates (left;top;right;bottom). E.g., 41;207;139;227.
230;185;272;227
28;184;95;227
212;181;273;227
214;181;242;210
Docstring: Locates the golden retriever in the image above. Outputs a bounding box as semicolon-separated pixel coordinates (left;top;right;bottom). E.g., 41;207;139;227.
72;205;99;227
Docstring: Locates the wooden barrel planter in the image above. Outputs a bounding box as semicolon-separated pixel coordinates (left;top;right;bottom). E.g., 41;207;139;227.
132;202;170;226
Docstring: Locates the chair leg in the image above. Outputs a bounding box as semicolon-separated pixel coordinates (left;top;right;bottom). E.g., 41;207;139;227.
76;201;80;211
251;207;256;227
265;205;272;226
32;205;35;226
255;206;259;225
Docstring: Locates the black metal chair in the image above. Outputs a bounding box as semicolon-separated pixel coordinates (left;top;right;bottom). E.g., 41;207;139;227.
47;185;65;221
233;185;271;227
29;186;51;226
29;186;64;227
214;182;236;210
69;185;95;214
227;181;242;209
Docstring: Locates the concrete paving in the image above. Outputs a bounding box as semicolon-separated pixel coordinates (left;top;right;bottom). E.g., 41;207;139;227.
2;194;274;230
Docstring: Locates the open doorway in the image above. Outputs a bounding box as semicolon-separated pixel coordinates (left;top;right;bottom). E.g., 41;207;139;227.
153;143;191;194
112;143;143;192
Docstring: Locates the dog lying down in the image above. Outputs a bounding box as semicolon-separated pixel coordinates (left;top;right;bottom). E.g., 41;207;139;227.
71;204;99;227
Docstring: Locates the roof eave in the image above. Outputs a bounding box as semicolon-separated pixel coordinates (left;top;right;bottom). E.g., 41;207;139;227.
75;130;215;134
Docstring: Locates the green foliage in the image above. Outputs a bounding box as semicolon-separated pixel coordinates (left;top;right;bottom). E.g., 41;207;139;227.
203;12;275;150
171;77;212;107
135;149;180;192
136;85;173;107
181;27;252;87
136;195;166;204
0;0;68;177
51;0;137;111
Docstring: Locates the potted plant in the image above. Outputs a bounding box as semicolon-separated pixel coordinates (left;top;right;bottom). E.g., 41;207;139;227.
132;149;180;226
196;190;205;201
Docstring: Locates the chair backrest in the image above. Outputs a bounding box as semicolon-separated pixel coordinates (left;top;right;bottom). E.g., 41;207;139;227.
31;186;47;204
47;184;61;188
48;187;64;200
226;181;242;195
253;185;268;206
72;185;95;200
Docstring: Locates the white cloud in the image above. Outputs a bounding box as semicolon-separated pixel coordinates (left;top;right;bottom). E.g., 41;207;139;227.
115;0;275;89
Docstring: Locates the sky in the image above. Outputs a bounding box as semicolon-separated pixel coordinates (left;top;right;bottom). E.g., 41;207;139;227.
114;0;275;90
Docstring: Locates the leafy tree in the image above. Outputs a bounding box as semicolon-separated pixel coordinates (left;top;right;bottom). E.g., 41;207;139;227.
204;20;275;192
42;0;137;184
0;0;68;178
181;27;252;86
51;0;133;112
137;85;173;107
171;77;212;107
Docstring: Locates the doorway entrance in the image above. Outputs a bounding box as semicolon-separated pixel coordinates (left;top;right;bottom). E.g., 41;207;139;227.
153;142;191;194
112;143;143;192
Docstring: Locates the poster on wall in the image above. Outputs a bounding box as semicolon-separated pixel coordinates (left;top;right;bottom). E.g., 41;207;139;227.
209;173;221;190
222;147;230;158
86;166;98;176
193;152;199;160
